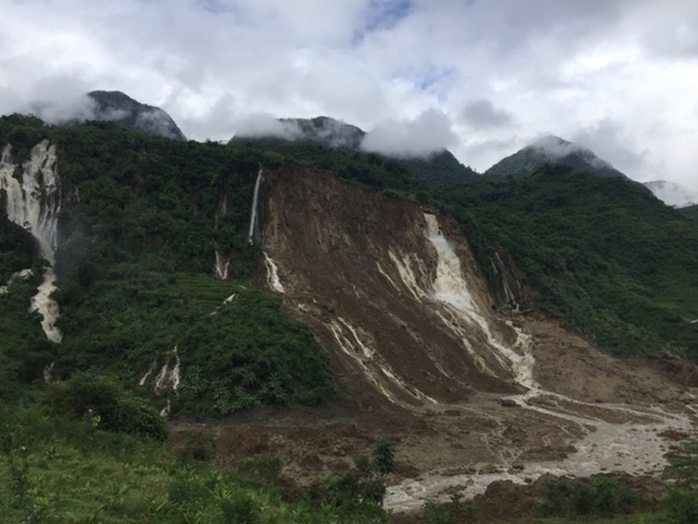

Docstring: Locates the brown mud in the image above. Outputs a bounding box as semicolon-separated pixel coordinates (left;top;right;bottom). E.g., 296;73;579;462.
171;165;698;517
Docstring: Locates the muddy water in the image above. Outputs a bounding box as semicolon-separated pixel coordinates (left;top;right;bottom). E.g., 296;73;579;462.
385;214;694;512
386;398;692;512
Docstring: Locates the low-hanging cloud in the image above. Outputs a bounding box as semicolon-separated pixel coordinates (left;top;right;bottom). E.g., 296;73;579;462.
234;112;303;140
0;72;99;125
572;119;648;176
360;109;456;158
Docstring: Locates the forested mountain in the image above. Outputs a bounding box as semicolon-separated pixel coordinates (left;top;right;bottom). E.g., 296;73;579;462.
232;114;479;186
87;90;187;141
2;104;698;522
484;135;630;181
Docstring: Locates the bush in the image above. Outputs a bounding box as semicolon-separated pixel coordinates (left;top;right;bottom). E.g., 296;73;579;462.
664;489;698;524
539;475;641;518
47;373;168;440
111;395;169;440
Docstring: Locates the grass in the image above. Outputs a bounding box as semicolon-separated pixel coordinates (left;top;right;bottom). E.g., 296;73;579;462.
0;403;388;523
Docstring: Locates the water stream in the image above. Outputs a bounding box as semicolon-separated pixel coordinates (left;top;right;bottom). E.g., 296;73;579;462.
248;167;263;244
0;141;63;342
383;213;694;512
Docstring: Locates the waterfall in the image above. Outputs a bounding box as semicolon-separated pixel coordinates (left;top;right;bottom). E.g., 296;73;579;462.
0;141;63;342
423;213;535;388
214;249;230;280
248;167;263;244
424;213;478;313
263;252;285;293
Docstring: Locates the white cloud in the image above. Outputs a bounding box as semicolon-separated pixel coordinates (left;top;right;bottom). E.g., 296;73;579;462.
0;0;696;186
234;113;302;140
361;108;456;158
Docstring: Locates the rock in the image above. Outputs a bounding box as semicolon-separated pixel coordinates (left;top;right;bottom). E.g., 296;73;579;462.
499;398;518;407
679;391;695;402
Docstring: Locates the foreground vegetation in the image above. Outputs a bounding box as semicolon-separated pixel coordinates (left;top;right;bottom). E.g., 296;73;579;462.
1;400;397;523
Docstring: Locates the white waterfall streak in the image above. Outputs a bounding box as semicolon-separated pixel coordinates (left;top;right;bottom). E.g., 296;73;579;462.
423;213;535;389
0;268;33;295
263;252;285;293
150;346;181;394
248;167;263;244
214;250;230;280
424;214;477;313
0;141;62;342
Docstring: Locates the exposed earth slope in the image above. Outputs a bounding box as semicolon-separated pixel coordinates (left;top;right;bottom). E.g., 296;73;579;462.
174;163;698;513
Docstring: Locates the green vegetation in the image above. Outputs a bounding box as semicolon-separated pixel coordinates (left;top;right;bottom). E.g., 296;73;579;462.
0;404;391;523
0;216;37;283
0;115;335;416
0;115;398;521
662;439;698;523
434;168;698;359
538;476;644;518
680;203;698;223
3;112;698;521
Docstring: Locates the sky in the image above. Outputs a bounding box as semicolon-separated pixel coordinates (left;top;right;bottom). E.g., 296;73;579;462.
1;0;697;188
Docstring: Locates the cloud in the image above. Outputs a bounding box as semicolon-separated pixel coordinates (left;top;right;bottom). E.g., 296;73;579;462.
0;1;697;187
360;108;456;158
572;119;648;175
460;99;513;128
234;113;302;140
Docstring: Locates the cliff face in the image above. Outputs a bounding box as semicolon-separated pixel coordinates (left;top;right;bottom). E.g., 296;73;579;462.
259;164;532;408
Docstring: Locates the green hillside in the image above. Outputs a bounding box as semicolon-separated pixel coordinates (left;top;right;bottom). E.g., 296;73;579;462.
0;115;334;415
436;167;698;358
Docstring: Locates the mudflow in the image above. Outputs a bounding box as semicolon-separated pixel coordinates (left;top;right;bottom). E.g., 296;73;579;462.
174;163;698;517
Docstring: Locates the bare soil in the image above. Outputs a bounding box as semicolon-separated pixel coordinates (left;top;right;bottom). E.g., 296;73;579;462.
171;165;698;519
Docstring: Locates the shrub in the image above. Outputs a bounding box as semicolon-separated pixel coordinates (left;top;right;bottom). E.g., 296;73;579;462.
47;373;168;440
539;475;641;518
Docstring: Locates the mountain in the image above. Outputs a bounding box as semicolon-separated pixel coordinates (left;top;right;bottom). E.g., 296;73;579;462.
2;113;698;521
233;115;479;186
87;90;187;141
283;116;365;150
484;135;629;180
644;180;698;208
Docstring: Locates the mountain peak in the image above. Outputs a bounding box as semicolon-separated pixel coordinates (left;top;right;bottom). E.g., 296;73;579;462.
87;90;186;141
484;134;627;180
279;116;365;150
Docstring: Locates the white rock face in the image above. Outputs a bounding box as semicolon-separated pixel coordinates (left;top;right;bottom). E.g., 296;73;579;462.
0;141;63;342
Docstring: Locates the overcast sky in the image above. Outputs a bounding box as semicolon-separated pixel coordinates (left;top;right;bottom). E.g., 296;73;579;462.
1;0;697;187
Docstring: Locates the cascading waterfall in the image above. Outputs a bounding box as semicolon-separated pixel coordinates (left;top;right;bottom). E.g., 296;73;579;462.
0;141;63;342
423;213;535;387
248;167;263;244
263;252;285;293
385;213;692;513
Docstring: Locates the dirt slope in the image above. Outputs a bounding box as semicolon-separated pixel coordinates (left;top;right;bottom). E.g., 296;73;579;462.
172;163;698;514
